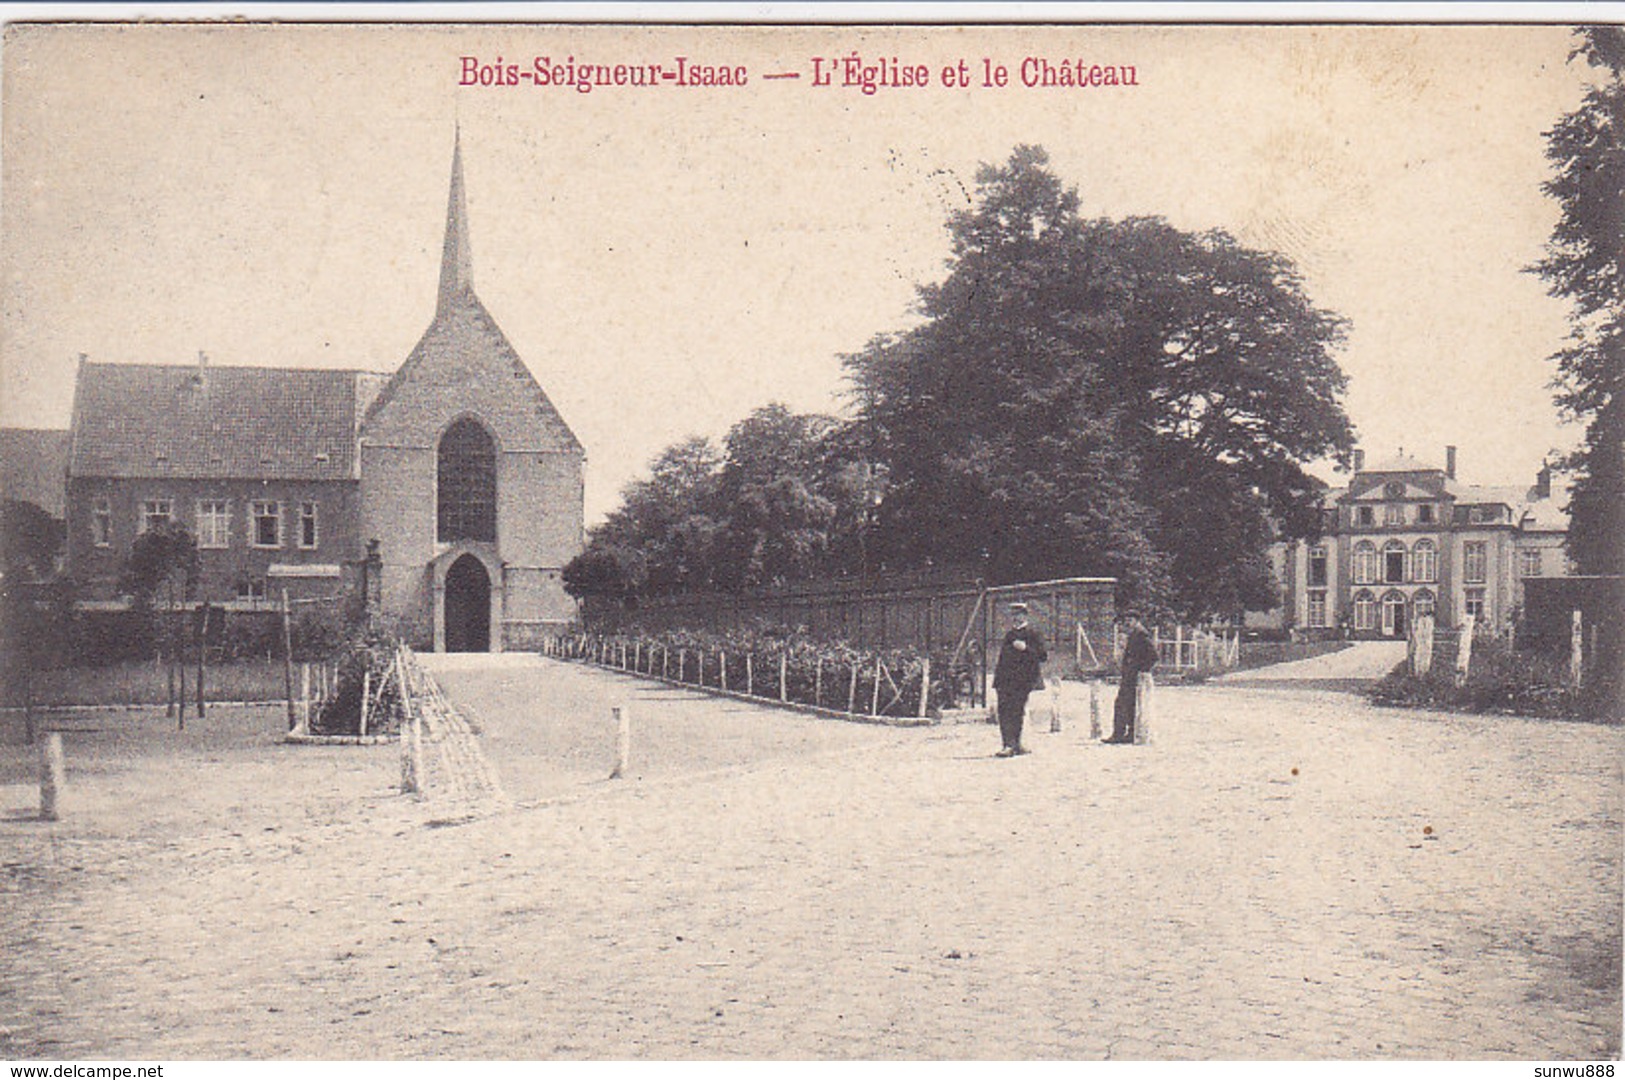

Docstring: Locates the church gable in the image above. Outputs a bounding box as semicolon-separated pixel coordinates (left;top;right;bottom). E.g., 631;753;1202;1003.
361;296;581;453
360;131;581;456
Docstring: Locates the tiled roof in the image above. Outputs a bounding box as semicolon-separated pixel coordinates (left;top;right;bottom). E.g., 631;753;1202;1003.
69;362;371;481
1362;452;1443;474
0;428;69;515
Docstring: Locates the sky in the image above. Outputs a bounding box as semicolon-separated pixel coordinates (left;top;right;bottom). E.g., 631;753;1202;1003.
0;18;1604;523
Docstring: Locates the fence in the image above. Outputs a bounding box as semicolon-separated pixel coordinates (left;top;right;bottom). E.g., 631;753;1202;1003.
592;574;1117;709
1115;624;1239;672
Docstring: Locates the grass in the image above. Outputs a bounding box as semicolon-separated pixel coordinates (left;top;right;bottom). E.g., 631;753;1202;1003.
1231;638;1352;672
7;658;293;708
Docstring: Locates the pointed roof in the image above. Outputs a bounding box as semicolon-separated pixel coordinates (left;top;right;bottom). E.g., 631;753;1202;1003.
438;127;474;316
363;134;582;455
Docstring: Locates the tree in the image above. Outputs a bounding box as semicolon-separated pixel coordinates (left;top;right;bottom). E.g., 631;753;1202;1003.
1;499;64;583
587;436;726;595
120;520;199;610
845;145;1354;619
1534;26;1625;576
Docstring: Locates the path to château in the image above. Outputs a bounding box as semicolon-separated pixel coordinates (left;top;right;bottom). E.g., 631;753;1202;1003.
1;656;1618;1060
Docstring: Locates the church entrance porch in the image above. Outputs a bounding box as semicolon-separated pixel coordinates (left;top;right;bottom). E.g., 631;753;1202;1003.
445;554;491;652
430;545;504;653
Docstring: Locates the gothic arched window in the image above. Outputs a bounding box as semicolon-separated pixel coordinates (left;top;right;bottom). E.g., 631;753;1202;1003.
438;417;496;543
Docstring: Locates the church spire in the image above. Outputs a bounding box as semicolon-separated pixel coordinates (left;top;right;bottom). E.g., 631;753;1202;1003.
437;127;474;314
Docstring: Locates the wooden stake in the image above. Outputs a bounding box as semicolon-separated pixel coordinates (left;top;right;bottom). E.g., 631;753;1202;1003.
780;652;788;703
196;604;208;720
848;662;859;714
1089;680;1101;739
721;651;728;692
679;648;687;684
1570;609;1584;687
918;658;931;719
281;590;296;732
746;652;754;696
39;731;64;821
609;705;631;780
360;669;371;738
1134;673;1154;746
815;658;823;707
871;660;882;717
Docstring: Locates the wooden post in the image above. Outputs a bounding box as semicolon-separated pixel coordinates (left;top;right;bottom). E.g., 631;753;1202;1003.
780;652;788;702
165;641;175;720
746;653;754;696
281;590;296;732
679;648;687;684
918;657;931;719
1456;613;1476;687
720;651;728;692
1176;624;1185;670
38;731;64;821
360;669;371;738
848;662;859;714
1570;609;1584;687
871;659;882;717
398;651;419;796
815;658;823;707
1133;673;1154;745
1048;685;1061;734
635;641;642;672
1412;614;1434;677
300;662;311;733
195;604;208;720
1089;680;1102;739
662;646;669;680
609;705;631;780
176;616;188;729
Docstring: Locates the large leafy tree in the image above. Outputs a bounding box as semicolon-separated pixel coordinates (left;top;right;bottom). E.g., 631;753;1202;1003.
1534;26;1625;575
1;499;64;583
846;145;1354;619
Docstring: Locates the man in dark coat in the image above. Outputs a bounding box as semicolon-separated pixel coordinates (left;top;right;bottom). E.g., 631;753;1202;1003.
992;602;1047;757
1106;612;1158;744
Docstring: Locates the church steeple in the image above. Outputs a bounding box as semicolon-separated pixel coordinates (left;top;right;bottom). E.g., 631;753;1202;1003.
437;127;474;314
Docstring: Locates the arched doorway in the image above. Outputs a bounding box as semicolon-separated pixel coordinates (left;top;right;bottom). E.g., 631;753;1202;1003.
1381;590;1408;639
444;553;491;652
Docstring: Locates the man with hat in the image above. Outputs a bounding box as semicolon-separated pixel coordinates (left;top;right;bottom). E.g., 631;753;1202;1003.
992;601;1047;757
1105;611;1158;743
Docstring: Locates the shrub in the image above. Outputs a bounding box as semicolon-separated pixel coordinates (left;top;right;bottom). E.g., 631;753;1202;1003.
1368;634;1590;720
310;627;406;736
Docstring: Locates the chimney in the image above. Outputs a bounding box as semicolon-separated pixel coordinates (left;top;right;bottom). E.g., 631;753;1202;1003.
1446;445;1457;480
1536;462;1552;499
1352;448;1365;474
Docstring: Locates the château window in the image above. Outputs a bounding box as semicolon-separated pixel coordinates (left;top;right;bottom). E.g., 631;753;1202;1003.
1464;540;1488;584
1356;506;1374;527
1307;590;1327;629
1353;590;1377;631
1353;541;1378;585
1384;540;1407;584
1413;589;1436;619
1413;539;1437;583
197;500;230;549
1308;547;1328;588
1465;587;1487;621
1384;503;1405;526
1417;503;1435;525
298;502;319;550
438;417;497;543
92;498;112;547
1520;549;1542;578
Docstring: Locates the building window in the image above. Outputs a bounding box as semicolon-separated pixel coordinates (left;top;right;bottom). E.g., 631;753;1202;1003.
438;417;497;543
1381;591;1408;637
1413;589;1436;620
197;500;230;549
140;499;172;533
1308;546;1328;588
1520;549;1543;578
1307;590;1328;629
1417;503;1435;525
1413;539;1437;583
236;578;267;602
1354;541;1379;585
1465;587;1487;621
298;502;318;550
251;500;281;548
1356;505;1374;527
91;498;112;547
1384;540;1408;584
1384;503;1406;527
1353;590;1377;631
1464;540;1487;584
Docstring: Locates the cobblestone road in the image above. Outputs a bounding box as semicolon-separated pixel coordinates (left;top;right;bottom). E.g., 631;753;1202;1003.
1;660;1618;1060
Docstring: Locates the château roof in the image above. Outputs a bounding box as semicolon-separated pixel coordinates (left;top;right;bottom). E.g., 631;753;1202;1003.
69;360;375;481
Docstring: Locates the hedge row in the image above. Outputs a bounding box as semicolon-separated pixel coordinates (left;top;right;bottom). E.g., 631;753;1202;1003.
549;624;957;719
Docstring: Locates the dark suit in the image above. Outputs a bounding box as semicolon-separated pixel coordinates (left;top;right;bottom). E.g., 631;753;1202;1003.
1112;627;1159;742
993;624;1048;751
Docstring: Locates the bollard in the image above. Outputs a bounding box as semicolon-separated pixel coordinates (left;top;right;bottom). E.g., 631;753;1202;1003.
1089;680;1102;740
1133;673;1154;745
1048;686;1061;733
39;731;64;821
609;705;631;780
360;670;372;738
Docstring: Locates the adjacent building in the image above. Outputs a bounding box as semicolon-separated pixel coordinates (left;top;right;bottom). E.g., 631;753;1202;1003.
24;134;584;651
1256;446;1572;639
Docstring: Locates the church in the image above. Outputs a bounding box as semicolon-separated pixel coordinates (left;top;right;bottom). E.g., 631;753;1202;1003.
44;135;584;651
